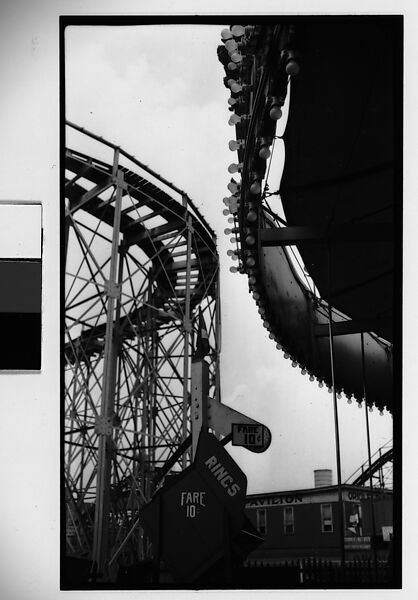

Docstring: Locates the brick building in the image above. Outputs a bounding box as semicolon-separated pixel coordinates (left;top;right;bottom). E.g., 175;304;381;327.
244;473;392;565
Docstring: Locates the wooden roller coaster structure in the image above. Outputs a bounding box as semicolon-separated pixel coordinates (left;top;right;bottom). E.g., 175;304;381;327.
64;122;220;575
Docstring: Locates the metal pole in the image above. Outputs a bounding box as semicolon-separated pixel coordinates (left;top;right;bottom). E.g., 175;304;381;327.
139;273;152;542
80;363;90;495
361;333;378;578
215;266;222;404
327;246;345;569
182;212;193;468
142;272;153;502
378;448;384;488
91;167;124;578
150;325;158;489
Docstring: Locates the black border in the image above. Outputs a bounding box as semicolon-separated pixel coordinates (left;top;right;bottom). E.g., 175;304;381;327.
60;14;403;591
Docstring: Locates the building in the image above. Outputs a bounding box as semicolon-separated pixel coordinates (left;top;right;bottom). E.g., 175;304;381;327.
244;471;392;565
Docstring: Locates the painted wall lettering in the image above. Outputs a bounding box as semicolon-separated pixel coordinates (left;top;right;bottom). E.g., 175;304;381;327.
246;494;304;508
204;455;241;497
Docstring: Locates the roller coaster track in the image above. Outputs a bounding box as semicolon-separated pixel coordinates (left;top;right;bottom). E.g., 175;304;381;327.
64;122;220;570
217;21;398;413
345;443;393;489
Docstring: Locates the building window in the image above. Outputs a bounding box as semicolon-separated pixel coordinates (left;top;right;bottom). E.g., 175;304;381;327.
283;506;294;534
321;503;333;533
257;508;267;535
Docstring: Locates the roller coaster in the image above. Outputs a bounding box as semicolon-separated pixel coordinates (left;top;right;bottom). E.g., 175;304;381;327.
64;122;220;570
346;440;393;489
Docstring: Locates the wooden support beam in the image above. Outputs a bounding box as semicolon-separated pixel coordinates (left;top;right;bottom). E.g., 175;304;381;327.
124;219;185;246
69;177;114;214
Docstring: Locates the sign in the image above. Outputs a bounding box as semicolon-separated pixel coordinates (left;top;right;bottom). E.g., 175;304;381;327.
140;431;248;582
232;423;271;452
140;467;226;582
382;526;393;542
246;494;304;508
344;536;371;550
195;430;247;531
206;397;272;454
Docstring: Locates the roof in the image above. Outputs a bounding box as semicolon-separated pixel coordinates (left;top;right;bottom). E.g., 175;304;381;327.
246;484;393;504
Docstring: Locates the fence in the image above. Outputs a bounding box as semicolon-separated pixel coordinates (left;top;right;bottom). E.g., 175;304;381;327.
237;557;392;587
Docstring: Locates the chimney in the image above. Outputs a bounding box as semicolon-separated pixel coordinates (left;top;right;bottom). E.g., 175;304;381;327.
314;469;333;488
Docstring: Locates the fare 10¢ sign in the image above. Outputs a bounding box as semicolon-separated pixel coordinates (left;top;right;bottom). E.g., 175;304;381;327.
231;423;271;453
181;491;207;518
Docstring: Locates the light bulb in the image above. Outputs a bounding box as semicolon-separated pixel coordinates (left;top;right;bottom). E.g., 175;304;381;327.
284;353;290;359
291;361;297;368
328;387;333;393
230;82;243;94
228;163;242;173
245;235;256;246
227;249;235;257
270;105;282;120
231;253;238;261
227;181;240;193
319;381;324;388
222;208;230;216
228;97;237;107
228;114;241;126
286;59;300;76
225;39;238;52
230;52;242;64
228;62;238;71
250;180;261;195
248;275;256;285
259;145;271;160
309;375;315;382
246;256;256;267
276;343;282;349
301;368;307;375
253;291;260;300
347;398;352;404
231;25;245;37
228;139;240;151
227;216;234;224
221;28;233;41
247;210;257;222
229;266;238;273
224;228;232;235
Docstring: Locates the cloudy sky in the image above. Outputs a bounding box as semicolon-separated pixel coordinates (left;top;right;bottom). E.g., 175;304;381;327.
65;23;392;494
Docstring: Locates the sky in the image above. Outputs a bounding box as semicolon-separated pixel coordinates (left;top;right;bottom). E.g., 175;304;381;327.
65;24;392;494
1;2;417;599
